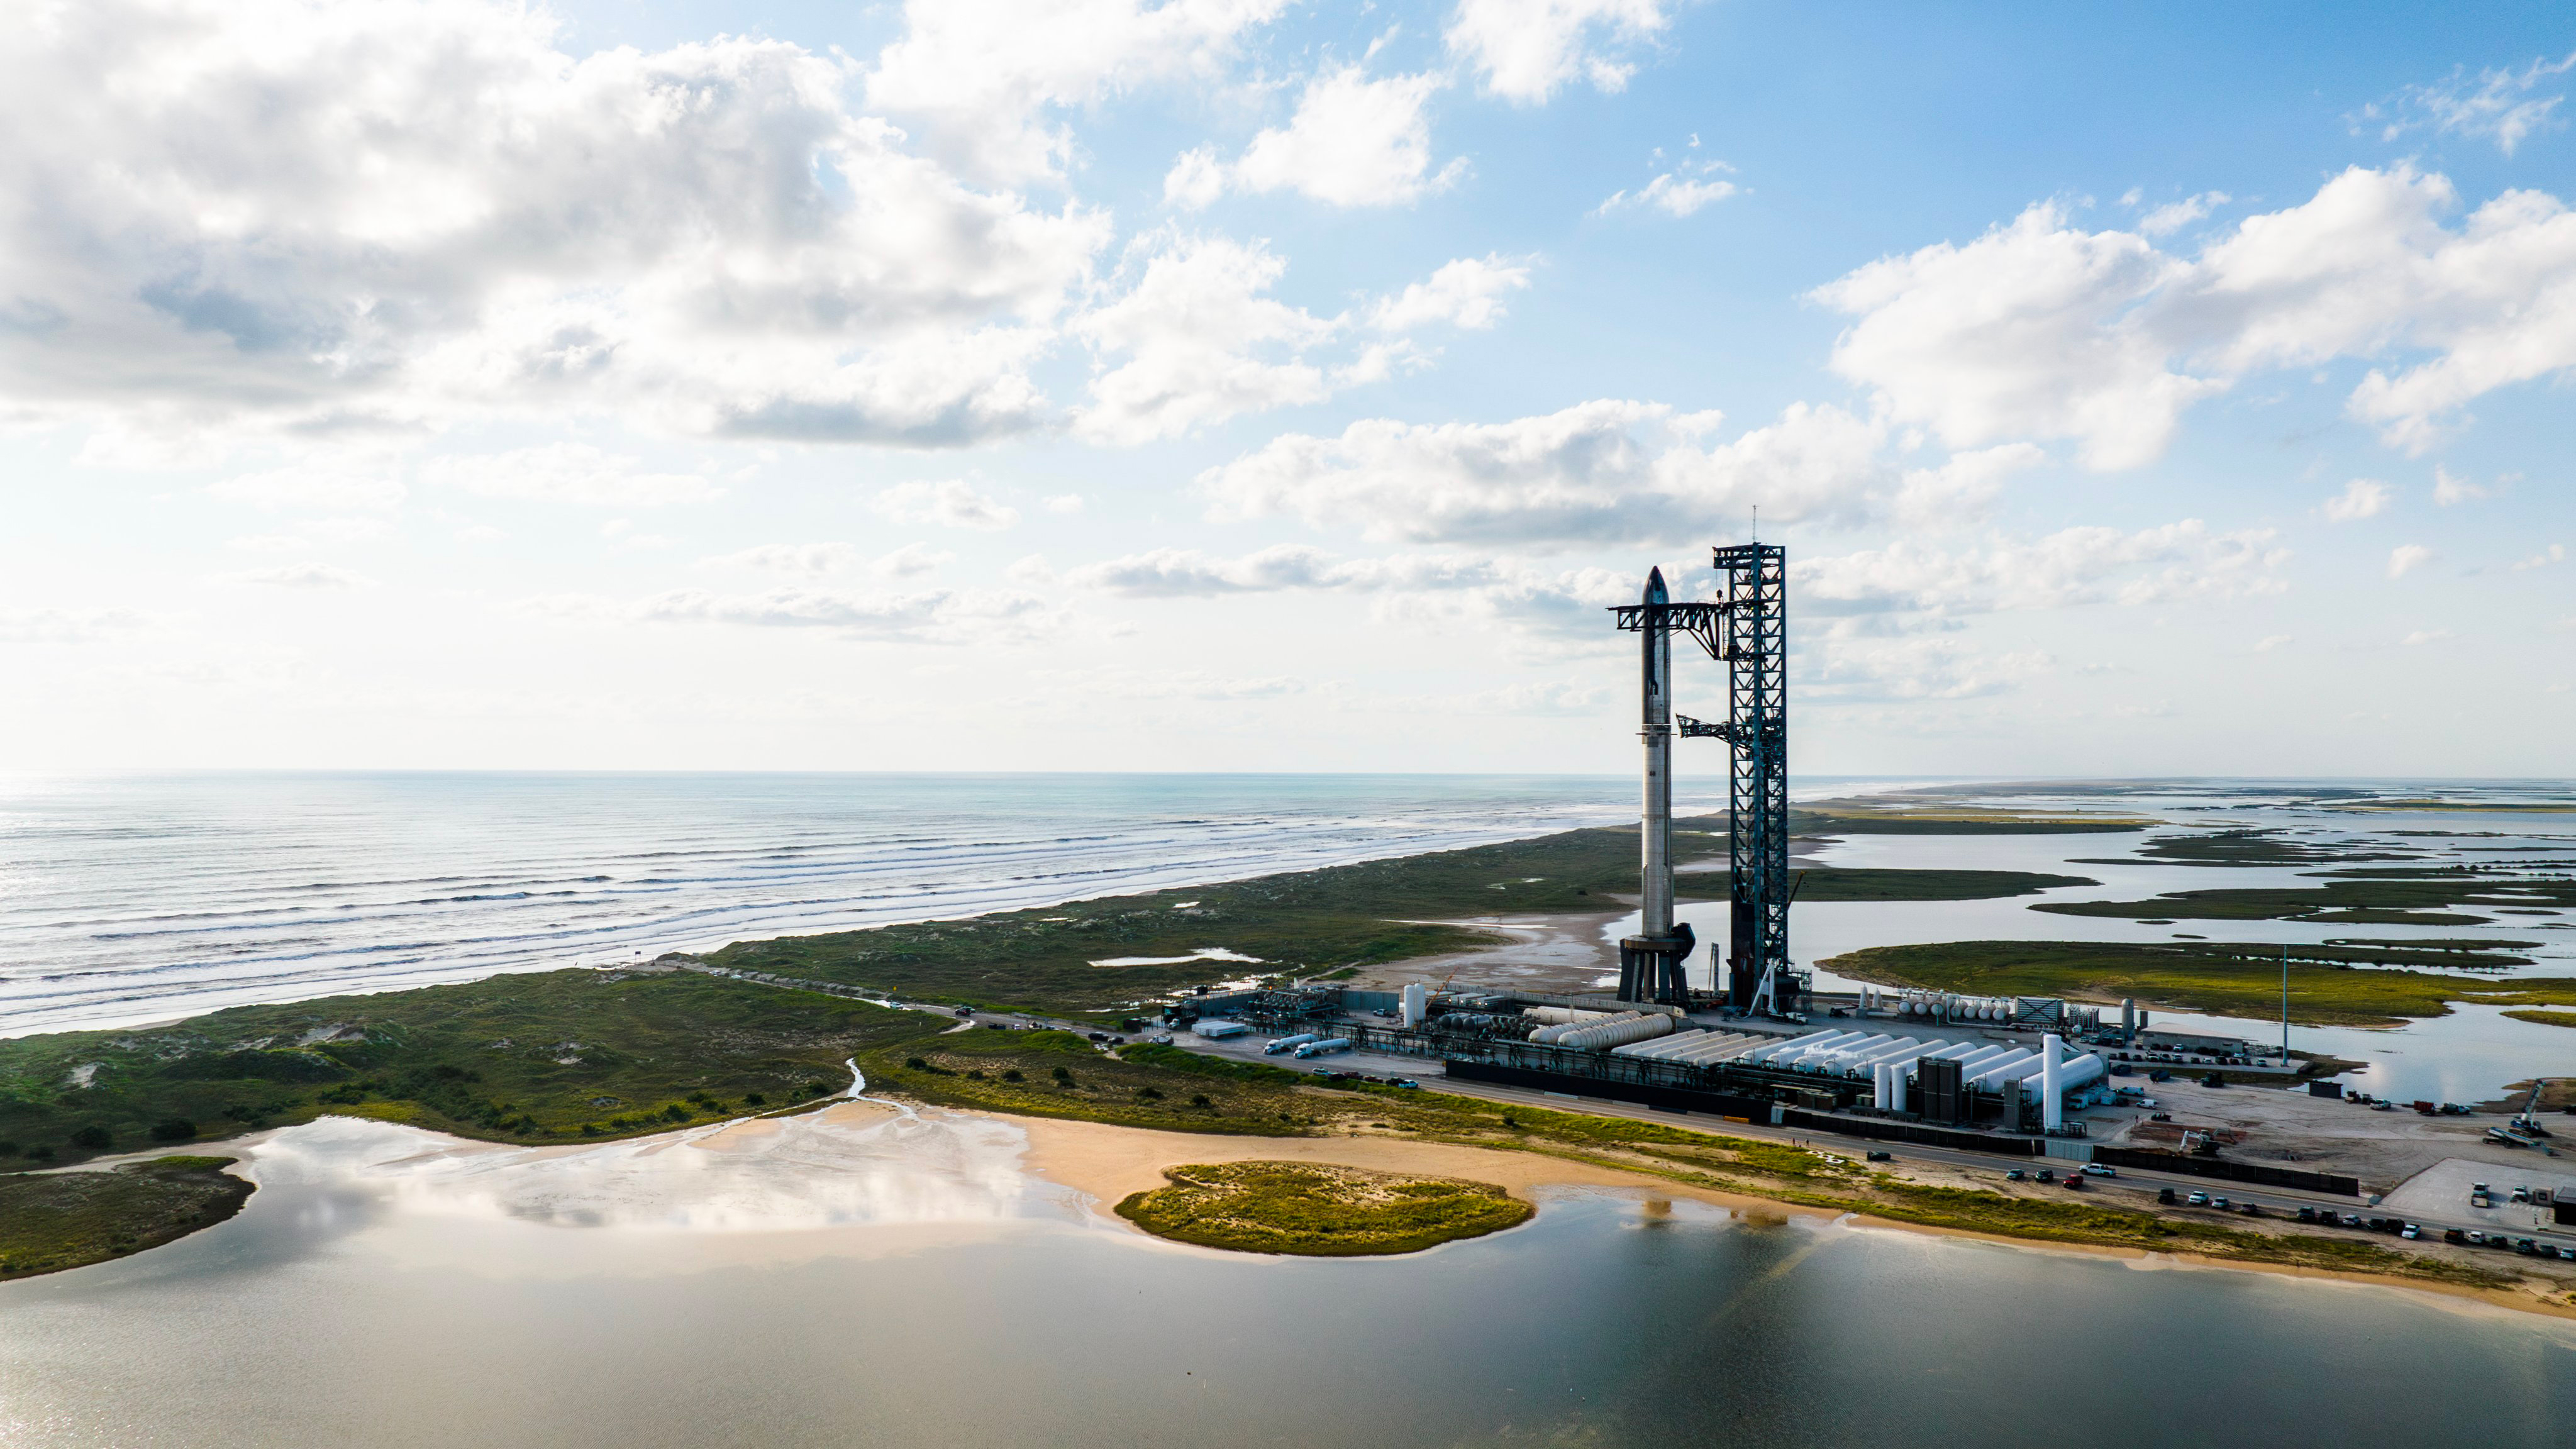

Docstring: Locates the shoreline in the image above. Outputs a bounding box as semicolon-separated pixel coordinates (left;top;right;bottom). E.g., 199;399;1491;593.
1006;1110;2576;1323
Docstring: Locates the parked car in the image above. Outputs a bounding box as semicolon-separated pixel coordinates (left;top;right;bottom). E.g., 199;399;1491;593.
2400;1223;2421;1240
2187;1191;2210;1206
2211;1197;2231;1211
1866;1150;1893;1162
2006;1169;2027;1182
2036;1168;2056;1183
2296;1206;2318;1223
2082;1164;2116;1177
2444;1228;2467;1244
2157;1187;2177;1205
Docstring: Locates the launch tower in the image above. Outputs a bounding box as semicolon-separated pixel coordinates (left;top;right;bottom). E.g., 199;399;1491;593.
1611;543;1794;1014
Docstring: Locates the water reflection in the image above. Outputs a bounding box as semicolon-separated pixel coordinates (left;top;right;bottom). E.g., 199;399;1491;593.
3;1129;2570;1449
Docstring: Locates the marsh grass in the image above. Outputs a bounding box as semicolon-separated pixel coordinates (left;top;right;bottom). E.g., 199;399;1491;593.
1824;940;2576;1026
0;1155;253;1280
1115;1160;1533;1255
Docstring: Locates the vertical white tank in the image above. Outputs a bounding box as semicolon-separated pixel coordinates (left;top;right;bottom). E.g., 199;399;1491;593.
2041;1032;2064;1132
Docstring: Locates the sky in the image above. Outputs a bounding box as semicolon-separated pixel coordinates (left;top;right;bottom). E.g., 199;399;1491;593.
1;0;2570;777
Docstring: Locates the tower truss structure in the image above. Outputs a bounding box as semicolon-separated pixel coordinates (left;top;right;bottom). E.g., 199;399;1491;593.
1612;542;1796;1015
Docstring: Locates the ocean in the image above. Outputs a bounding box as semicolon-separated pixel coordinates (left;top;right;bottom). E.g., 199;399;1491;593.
0;772;1708;1038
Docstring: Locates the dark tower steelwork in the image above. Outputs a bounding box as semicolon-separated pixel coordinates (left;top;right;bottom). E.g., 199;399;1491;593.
1609;568;1727;1006
1711;542;1793;1014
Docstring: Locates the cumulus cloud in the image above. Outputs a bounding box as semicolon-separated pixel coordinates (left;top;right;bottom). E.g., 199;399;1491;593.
1813;167;2576;465
0;0;1108;452
1174;66;1460;209
425;445;718;506
1596;166;1738;218
2432;465;2492;505
2362;51;2576;156
1199;400;1884;545
1892;443;2046;527
2512;543;2565;571
2136;192;2229;237
867;0;1285;184
2321;479;2392;521
874;479;1022;530
1368;255;1533;331
221;562;374;589
1073;233;1340;443
1797;521;2289;616
2388;543;2436;578
1074;238;1536;441
1446;0;1670;103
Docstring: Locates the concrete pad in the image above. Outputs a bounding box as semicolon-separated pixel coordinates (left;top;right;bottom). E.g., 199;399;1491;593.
2382;1157;2576;1232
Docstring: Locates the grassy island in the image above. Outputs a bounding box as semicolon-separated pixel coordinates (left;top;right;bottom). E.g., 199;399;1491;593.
0;1156;252;1280
1116;1160;1533;1255
1822;940;2576;1026
2030;867;2576;928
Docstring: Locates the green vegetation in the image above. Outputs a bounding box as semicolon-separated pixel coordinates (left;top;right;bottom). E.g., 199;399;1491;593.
860;1028;1324;1135
1791;804;2145;835
1821;940;2576;1026
2033;868;2576;928
712;821;2093;1015
1115;1160;1533;1255
2070;829;2424;868
2504;1010;2576;1030
0;1156;253;1280
0;967;938;1169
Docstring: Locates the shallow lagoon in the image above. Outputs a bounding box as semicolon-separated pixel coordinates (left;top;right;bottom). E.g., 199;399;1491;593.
4;1112;2572;1448
1637;782;2576;1102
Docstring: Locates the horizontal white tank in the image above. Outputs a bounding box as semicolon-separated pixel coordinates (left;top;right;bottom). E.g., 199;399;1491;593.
1655;1032;1767;1065
1533;1011;1645;1045
1966;1051;2038;1089
1760;1029;1862;1065
1843;1038;1926;1075
1811;1033;1894;1070
1951;1045;2019;1077
1557;1014;1676;1052
1524;1007;1615;1027
1615;1030;1743;1061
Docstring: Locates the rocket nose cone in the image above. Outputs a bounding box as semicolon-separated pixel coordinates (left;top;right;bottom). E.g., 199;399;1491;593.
1644;566;1669;604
